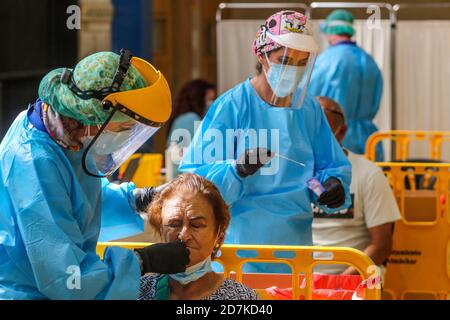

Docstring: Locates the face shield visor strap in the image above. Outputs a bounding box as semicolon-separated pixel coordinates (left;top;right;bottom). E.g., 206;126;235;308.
81;109;117;178
60;49;133;102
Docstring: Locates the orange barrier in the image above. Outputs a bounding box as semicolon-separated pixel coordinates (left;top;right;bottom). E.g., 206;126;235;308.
96;242;380;300
366;130;450;161
376;162;450;299
118;153;163;187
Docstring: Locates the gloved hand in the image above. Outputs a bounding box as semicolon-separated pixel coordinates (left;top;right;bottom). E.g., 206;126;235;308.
135;240;190;275
317;177;346;208
134;183;169;213
235;148;274;178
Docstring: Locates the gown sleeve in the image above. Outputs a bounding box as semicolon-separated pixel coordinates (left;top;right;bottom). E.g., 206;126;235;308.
8;153;141;299
178;99;245;205
99;179;144;242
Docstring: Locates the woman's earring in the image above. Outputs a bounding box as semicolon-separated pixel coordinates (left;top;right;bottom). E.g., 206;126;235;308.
212;231;224;257
212;243;220;257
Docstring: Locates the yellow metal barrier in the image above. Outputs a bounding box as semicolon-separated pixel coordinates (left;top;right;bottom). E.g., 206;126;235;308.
366;130;450;161
375;162;450;299
97;242;380;300
118;153;163;187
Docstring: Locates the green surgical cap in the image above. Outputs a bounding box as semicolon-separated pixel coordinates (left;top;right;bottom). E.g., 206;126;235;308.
321;9;355;37
38;51;147;125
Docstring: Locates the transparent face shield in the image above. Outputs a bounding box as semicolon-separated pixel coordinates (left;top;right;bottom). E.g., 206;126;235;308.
263;46;317;109
82;110;160;177
63;49;172;178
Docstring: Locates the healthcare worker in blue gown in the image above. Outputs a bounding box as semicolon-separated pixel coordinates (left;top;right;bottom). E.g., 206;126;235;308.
0;49;189;299
179;11;352;273
308;9;384;161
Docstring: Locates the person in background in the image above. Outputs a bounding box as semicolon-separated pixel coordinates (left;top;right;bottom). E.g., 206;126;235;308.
313;96;400;278
167;79;216;148
179;11;352;273
165;79;216;180
139;173;259;300
308;9;384;161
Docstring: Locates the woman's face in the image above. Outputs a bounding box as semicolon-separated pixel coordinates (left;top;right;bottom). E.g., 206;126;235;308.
160;190;219;267
259;47;310;70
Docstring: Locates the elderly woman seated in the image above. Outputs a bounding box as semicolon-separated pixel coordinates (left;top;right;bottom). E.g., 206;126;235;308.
138;173;259;300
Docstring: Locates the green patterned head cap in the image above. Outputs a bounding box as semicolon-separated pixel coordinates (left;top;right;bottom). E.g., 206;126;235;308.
38;51;147;125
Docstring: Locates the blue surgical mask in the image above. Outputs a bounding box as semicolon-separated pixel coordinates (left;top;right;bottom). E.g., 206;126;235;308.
266;63;306;98
169;256;213;285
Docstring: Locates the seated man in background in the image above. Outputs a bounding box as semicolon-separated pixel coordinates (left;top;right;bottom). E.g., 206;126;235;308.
139;173;259;300
312;96;401;278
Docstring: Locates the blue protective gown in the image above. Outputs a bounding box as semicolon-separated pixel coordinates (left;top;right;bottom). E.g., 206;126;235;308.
0;107;144;299
308;41;384;161
179;79;352;273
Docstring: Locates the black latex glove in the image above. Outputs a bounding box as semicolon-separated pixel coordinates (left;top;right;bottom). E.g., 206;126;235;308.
317;177;346;208
235;148;274;178
134;183;169;213
135;240;190;275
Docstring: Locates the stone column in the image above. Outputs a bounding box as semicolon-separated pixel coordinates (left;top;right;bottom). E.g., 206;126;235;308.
78;0;114;59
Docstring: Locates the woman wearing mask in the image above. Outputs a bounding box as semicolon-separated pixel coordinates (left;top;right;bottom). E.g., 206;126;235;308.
179;11;352;273
139;173;259;300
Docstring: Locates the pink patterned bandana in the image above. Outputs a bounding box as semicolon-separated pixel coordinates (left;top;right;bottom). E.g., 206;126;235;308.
252;10;311;56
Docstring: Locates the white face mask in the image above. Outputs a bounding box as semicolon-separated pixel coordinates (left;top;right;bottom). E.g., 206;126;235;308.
169;230;222;285
169;256;213;285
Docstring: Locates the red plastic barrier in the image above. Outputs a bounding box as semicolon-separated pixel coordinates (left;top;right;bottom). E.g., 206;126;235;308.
266;274;365;300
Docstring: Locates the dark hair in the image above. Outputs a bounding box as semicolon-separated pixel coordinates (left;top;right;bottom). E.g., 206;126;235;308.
148;173;230;258
168;79;215;131
256;61;263;75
